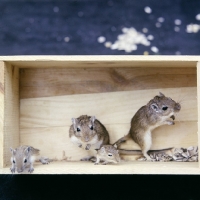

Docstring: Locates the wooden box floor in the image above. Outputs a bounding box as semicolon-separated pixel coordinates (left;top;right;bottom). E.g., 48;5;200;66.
1;161;199;174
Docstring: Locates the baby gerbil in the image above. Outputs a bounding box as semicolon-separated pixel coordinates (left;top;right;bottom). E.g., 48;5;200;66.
10;145;50;173
69;115;110;160
114;92;181;160
95;144;121;165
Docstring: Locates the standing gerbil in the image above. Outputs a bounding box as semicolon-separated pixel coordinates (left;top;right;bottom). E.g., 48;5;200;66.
114;92;181;160
69;115;110;160
10;145;50;173
95;144;121;165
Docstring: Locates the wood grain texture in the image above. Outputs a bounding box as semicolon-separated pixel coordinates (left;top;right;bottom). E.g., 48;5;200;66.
1;55;199;172
19;67;196;99
4;63;19;167
20;87;197;162
19;121;197;163
1;161;200;174
0;61;4;167
197;61;200;168
0;55;199;68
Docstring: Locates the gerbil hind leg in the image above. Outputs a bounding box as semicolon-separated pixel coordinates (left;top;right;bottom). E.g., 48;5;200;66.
139;132;152;161
39;157;52;164
141;148;151;161
80;155;96;161
94;155;100;165
101;161;108;165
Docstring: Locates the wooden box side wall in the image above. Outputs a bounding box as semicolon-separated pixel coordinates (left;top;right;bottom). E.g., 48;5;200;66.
0;61;5;167
19;65;197;162
4;62;19;167
197;61;200;168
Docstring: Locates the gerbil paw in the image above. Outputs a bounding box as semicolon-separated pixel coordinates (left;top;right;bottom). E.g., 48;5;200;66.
10;168;15;173
145;157;152;161
90;157;97;162
39;157;51;164
167;120;175;125
85;144;91;150
28;168;34;173
80;157;91;161
137;157;147;161
102;162;107;165
94;162;99;165
170;115;175;120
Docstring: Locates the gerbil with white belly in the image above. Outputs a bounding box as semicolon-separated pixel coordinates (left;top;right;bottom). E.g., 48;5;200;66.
114;92;181;160
10;145;50;173
69;115;110;160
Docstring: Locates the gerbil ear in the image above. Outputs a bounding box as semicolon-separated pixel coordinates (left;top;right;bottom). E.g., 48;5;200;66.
25;146;31;155
71;118;78;130
10;147;16;155
71;118;77;124
159;92;165;97
100;147;105;153
151;103;159;112
90;116;96;125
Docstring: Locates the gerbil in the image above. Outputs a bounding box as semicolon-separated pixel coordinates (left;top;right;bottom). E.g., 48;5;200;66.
95;144;120;165
10;145;50;173
69;115;110;160
114;92;181;160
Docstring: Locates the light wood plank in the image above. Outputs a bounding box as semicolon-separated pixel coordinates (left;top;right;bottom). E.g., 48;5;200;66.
19;121;197;162
19;87;197;162
4;63;19;167
20;87;197;128
1;161;200;174
20;126;93;162
19;67;196;98
0;55;199;69
197;61;200;168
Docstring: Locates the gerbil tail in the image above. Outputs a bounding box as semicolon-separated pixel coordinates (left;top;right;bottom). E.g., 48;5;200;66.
118;147;174;155
118;149;143;155
112;134;131;147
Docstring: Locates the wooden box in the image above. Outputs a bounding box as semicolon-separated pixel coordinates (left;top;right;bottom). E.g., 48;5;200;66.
0;55;199;174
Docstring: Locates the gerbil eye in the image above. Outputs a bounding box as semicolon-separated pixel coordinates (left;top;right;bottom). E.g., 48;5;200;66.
162;106;168;111
77;128;80;132
108;153;113;157
13;160;15;164
90;126;93;130
24;159;27;163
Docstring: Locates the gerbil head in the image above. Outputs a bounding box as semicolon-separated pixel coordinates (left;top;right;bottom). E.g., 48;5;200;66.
10;146;31;173
97;145;120;163
148;92;181;117
71;115;96;143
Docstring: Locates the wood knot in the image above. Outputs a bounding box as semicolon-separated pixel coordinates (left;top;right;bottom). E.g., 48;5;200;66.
110;69;128;85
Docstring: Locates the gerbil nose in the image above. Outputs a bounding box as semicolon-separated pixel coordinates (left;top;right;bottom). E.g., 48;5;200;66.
85;137;90;142
175;103;181;111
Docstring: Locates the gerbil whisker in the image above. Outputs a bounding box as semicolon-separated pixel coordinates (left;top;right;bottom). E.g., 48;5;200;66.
177;93;189;105
174;112;187;129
